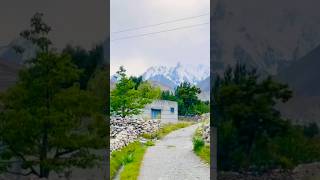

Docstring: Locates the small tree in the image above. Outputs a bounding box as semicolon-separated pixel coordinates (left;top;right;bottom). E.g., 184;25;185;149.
0;13;106;178
110;67;160;117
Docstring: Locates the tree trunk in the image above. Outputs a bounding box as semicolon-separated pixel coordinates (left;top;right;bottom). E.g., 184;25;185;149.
40;125;49;178
40;64;50;178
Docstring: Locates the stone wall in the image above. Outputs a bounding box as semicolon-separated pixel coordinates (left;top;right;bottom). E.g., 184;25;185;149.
202;123;210;144
199;113;210;144
110;117;160;152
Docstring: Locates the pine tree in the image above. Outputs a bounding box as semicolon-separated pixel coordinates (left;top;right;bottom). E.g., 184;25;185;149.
0;13;106;178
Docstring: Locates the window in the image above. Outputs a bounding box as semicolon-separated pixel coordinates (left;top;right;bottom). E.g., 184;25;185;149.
170;107;174;113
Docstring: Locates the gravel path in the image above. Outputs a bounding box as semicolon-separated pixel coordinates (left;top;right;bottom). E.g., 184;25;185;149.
139;124;210;180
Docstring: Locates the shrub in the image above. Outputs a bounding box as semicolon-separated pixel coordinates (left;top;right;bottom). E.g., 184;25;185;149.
145;141;155;146
122;152;134;165
193;127;210;164
193;136;205;152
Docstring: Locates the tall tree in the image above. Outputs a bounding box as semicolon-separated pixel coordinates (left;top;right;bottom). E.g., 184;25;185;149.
0;13;106;178
129;76;143;90
175;82;201;115
161;90;176;101
110;67;160;117
213;63;293;171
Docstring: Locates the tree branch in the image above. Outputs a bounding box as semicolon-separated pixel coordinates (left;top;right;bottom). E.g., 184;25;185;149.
5;169;33;176
2;140;40;177
54;149;77;158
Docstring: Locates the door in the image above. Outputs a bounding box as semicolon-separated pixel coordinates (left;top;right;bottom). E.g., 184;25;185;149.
151;109;161;119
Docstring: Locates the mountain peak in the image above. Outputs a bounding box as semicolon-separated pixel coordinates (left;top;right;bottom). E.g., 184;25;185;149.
142;63;209;88
175;62;182;68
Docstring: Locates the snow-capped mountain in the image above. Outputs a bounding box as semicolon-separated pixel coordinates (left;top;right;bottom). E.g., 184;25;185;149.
142;62;209;88
110;62;210;100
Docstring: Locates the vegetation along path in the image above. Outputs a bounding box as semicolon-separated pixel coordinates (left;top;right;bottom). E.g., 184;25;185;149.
139;124;210;180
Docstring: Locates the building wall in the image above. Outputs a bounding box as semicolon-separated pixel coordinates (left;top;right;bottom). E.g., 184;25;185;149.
141;100;178;124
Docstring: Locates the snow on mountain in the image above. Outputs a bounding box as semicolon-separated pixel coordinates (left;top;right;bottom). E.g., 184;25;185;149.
142;62;209;87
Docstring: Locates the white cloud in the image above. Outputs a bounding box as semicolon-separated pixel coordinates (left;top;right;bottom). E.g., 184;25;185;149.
111;0;210;74
110;57;152;77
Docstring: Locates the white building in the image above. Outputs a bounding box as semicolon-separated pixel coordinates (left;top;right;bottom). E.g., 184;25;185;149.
140;100;178;124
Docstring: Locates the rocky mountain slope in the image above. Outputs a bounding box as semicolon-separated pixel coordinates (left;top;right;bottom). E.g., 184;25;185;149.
212;0;320;75
212;0;320;124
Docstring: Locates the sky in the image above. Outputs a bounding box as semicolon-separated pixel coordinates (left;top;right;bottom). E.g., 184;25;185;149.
0;0;106;50
111;0;210;76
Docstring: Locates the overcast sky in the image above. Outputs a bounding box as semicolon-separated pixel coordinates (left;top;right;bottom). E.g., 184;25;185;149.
110;0;210;76
0;0;106;50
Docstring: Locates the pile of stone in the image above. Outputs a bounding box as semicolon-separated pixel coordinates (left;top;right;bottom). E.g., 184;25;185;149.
200;113;210;121
202;123;210;144
110;117;160;152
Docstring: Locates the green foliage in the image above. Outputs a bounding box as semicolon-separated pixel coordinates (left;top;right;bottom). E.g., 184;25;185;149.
141;133;153;140
142;122;192;140
120;143;147;180
214;63;320;172
161;84;208;116
193;128;210;164
156;122;193;139
175;82;201;115
110;122;192;180
122;153;134;165
161;90;177;101
130;76;143;90
194;101;210;115
88;68;109;113
145;141;155;146
196;145;210;164
110;142;146;180
62;44;104;89
303;122;319;138
110;66;160;117
193;136;205;152
0;13;106;178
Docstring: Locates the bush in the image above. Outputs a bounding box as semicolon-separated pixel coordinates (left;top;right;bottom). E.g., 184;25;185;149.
193;128;210;164
145;140;155;146
193;136;205;152
122;152;134;165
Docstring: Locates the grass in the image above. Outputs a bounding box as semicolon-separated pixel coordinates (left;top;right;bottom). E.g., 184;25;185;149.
193;127;210;164
120;143;147;180
111;121;193;180
110;142;146;179
142;121;193;140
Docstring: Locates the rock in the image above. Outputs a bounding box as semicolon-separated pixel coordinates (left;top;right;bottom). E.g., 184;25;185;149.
110;117;160;152
199;122;210;144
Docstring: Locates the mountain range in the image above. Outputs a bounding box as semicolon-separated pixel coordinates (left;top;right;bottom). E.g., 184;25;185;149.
142;63;209;88
212;0;320;75
111;63;210;100
212;0;320;125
